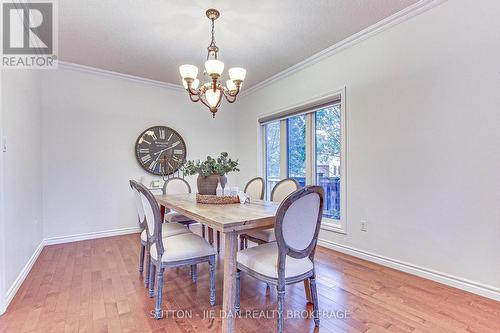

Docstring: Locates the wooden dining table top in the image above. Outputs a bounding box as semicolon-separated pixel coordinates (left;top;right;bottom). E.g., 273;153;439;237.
154;193;279;233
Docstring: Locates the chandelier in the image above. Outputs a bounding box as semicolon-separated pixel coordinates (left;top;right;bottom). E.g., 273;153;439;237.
179;9;246;118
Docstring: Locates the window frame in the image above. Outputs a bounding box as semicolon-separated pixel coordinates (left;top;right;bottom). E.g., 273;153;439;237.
259;88;347;234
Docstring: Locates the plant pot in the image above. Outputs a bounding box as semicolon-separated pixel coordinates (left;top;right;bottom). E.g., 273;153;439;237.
197;174;220;195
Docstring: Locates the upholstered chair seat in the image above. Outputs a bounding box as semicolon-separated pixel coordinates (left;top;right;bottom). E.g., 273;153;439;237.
244;228;275;243
165;211;193;223
140;222;190;242
237;242;313;279
150;233;215;262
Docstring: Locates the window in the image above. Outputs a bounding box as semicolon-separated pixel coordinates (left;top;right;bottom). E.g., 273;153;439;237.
287;115;306;187
315;105;341;220
264;121;281;199
261;90;346;232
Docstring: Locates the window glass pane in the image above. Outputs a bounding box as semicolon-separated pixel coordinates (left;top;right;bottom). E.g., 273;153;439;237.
315;104;341;220
287;115;306;187
265;121;280;198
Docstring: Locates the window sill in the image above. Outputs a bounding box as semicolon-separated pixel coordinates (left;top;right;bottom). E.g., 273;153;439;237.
320;217;346;234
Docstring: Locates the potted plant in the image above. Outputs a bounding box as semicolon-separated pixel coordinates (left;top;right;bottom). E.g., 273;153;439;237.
182;152;239;195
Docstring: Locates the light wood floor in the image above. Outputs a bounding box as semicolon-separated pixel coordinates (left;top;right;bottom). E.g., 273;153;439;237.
1;227;499;333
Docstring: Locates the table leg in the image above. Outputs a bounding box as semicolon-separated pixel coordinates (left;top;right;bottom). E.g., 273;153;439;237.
304;279;312;304
208;227;214;245
222;232;238;333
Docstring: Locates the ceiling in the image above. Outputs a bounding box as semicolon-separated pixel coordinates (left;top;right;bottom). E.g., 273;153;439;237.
59;0;419;88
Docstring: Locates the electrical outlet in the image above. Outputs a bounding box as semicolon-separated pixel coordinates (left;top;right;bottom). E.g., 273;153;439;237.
361;220;367;232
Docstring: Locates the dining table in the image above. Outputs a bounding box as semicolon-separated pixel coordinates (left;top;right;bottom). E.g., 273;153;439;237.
155;193;312;332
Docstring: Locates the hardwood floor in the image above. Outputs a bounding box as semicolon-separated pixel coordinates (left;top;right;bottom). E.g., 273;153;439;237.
1;226;499;332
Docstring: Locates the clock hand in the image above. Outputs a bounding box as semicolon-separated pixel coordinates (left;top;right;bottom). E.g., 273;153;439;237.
153;148;168;156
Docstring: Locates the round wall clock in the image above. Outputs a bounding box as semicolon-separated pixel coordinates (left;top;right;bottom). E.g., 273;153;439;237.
135;126;187;176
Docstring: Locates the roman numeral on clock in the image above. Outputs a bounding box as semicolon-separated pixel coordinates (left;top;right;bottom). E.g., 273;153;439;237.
141;154;152;163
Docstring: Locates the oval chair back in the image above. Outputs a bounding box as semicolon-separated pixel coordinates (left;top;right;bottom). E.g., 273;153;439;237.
244;177;265;200
129;180;146;229
163;177;191;195
136;182;165;257
274;186;324;273
271;178;300;203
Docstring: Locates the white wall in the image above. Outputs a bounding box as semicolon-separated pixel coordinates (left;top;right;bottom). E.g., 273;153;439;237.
40;68;237;240
235;0;500;294
0;71;5;314
1;70;44;306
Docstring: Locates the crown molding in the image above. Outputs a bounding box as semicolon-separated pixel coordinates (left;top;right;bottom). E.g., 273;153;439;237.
57;61;185;92
241;0;447;97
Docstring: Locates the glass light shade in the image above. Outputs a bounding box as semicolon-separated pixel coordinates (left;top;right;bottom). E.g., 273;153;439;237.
179;64;198;79
183;78;199;90
205;60;224;76
205;88;221;107
228;67;246;81
226;80;237;92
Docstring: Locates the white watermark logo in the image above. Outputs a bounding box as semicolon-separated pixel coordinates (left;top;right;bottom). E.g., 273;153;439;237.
1;0;58;68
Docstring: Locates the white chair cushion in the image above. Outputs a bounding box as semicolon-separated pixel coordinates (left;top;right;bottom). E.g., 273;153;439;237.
237;242;313;279
150;233;215;263
246;228;276;242
165;211;193;223
140;222;190;242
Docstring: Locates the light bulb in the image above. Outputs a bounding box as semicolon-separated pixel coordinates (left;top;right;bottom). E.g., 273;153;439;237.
226;80;237;92
205;60;224;76
179;64;198;79
228;67;246;81
205;88;221;107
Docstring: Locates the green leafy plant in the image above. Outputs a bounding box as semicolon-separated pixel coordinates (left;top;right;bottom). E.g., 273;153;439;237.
182;152;239;177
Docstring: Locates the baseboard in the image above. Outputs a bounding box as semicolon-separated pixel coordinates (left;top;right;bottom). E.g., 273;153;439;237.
4;240;45;312
43;226;141;245
317;239;500;302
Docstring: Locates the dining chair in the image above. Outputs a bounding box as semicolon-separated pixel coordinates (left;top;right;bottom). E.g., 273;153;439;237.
236;186;324;332
240;178;300;249
129;180;191;287
136;182;216;319
238;177;265;249
162;177;197;228
163;177;220;252
244;177;265;200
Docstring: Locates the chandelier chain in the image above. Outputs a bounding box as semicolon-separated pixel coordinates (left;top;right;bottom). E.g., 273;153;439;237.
207;18;218;60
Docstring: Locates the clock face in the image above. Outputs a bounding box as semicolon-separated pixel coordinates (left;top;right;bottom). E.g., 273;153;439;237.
135;126;187;176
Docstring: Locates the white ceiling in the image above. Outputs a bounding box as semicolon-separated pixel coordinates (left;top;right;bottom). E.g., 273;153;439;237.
59;0;419;88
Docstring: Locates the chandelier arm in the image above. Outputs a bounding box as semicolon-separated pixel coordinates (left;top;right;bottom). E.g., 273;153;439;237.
198;94;212;109
215;87;224;107
222;89;237;103
188;93;201;102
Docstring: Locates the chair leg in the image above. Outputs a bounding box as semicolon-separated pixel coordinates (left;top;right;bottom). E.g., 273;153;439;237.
216;231;220;254
191;264;197;283
202;225;206;239
235;270;241;314
155;268;164;319
239;236;244;250
310;276;320;327
139;244;145;273
145;251;151;288
277;285;285;333
149;264;156;298
244;238;248;249
209;256;216;306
